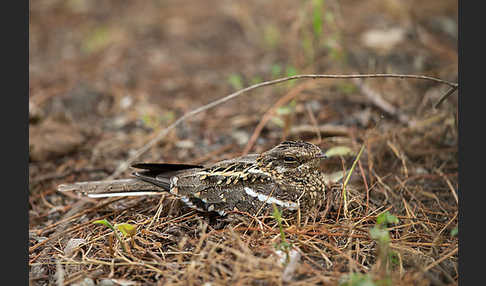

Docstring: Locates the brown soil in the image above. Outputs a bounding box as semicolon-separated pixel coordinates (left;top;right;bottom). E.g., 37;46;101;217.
29;1;458;285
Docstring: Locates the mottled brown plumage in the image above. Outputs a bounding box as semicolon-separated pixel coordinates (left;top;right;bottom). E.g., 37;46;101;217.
58;141;333;216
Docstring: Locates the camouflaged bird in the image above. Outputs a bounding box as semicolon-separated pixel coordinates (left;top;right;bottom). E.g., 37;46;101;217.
58;141;343;216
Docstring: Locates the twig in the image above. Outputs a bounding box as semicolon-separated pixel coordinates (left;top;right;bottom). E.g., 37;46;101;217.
307;235;369;271
436;170;458;204
423;247;458;272
434;85;459;109
29;212;115;254
108;73;458;178
357;159;370;215
432;212;458;246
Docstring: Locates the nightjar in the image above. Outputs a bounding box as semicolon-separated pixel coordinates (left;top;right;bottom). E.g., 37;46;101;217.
58;141;337;216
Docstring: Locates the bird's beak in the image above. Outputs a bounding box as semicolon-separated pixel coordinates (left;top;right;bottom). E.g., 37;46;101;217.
317;151;327;159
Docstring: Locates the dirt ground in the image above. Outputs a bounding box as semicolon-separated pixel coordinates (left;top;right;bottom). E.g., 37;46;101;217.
29;1;458;285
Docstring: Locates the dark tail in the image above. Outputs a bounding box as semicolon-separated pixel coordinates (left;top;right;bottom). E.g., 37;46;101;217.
57;163;203;198
131;163;203;189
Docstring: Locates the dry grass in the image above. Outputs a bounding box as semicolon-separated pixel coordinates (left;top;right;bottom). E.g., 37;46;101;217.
29;114;458;285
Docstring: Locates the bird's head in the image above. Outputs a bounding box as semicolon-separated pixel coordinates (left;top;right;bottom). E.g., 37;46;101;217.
258;141;327;174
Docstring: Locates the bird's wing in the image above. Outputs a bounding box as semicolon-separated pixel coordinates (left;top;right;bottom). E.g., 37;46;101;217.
131;163;204;189
130;155;266;215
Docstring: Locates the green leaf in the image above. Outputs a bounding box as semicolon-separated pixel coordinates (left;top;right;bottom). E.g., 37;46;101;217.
369;226;390;244
302;33;314;63
312;0;323;39
325;146;354;158
324;11;335;24
228;74;243;90
450;226;458;237
376;277;392;286
276;106;292;116
376;211;399;226
272;204;282;221
271;64;282;78
263;25;280;49
339;272;376;286
159;111;175;124
389;251;399;266
272;204;290;246
276;99;296;116
93;219;115;231
338;82;357;94
116;223;137;237
286;66;298;77
82;26;111;53
285;66;298;87
141;114;158;129
250;76;263;85
341;144;365;217
270;116;285;128
93;219;127;253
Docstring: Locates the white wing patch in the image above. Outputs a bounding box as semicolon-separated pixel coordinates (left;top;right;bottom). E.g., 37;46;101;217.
179;196;226;215
87;191;162;198
244;187;298;210
170;176;179;187
180;196;206;212
246;168;270;175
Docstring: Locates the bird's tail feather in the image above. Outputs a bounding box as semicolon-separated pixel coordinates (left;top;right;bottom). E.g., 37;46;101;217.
57;178;167;198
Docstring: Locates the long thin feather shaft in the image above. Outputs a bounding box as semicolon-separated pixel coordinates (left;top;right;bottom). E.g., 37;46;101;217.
57;178;166;194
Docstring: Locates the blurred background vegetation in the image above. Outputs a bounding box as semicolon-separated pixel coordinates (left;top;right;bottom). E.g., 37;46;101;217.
29;0;457;164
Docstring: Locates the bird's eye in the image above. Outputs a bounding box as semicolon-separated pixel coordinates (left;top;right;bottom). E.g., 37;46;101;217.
283;156;298;164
